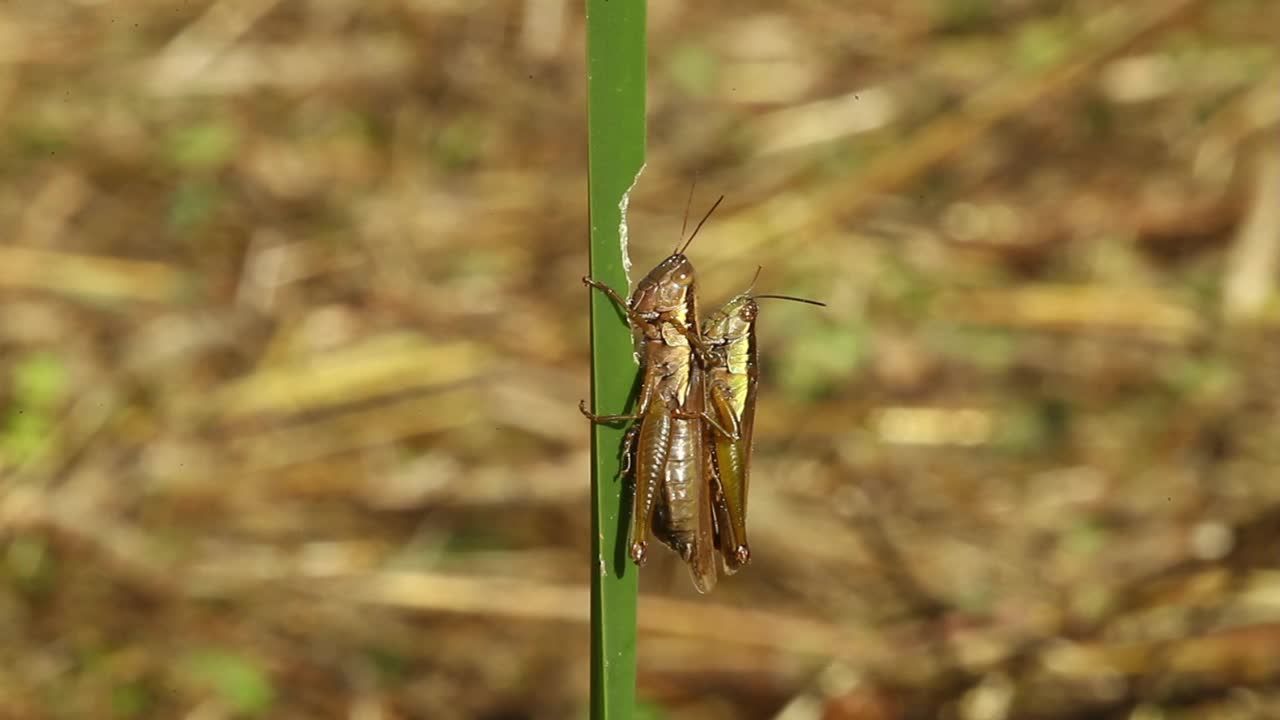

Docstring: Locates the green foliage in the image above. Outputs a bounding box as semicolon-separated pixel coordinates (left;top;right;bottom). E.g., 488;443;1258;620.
110;682;153;718
364;647;410;687
634;699;669;719
931;0;994;34
441;524;512;553
12;351;65;406
998;398;1070;454
13;121;68;159
667;44;719;98
5;534;55;595
3;351;67;465
167;180;222;233
167;122;240;171
779;322;866;401
941;328;1020;372
1064;519;1108;556
185;650;275;716
434;115;489;170
1014;20;1070;71
878;255;935;319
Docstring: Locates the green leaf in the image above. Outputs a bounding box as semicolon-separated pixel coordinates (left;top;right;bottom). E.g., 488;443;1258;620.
586;1;646;717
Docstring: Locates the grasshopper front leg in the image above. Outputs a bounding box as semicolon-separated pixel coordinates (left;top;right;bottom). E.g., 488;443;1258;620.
583;277;659;329
578;400;641;424
582;276;716;359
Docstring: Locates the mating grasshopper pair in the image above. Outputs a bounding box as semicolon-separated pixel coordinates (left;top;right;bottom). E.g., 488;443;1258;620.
581;195;823;593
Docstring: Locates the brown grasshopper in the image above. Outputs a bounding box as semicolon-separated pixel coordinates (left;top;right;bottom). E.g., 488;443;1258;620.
579;194;729;593
701;270;825;574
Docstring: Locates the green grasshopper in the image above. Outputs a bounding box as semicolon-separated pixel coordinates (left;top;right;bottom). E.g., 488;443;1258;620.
580;195;728;593
701;270;825;574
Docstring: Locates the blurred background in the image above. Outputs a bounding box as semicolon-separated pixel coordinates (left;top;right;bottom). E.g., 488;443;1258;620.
0;0;1278;718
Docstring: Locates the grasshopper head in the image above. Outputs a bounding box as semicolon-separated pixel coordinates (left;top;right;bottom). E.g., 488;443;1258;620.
703;293;757;344
629;253;697;317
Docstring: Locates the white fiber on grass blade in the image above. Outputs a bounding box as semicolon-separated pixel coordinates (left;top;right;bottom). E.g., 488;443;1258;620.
619;163;645;366
618;162;645;290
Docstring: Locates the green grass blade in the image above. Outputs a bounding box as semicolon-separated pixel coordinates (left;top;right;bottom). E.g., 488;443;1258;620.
585;0;645;717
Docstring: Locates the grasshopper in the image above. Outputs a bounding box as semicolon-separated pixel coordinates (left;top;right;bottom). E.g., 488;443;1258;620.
580;194;728;592
701;270;825;573
648;355;719;593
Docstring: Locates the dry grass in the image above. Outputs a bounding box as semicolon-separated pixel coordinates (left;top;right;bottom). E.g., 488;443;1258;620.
1;0;1278;718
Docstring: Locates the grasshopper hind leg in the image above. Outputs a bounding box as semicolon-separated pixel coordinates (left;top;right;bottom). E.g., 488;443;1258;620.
629;402;673;567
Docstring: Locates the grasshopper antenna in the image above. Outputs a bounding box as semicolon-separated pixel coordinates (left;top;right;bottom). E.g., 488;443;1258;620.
749;265;825;306
679;194;724;255
754;293;827;307
676;177;698;252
